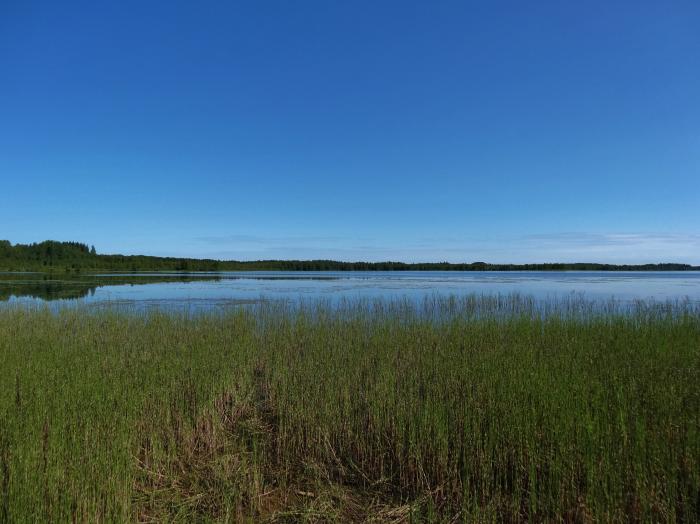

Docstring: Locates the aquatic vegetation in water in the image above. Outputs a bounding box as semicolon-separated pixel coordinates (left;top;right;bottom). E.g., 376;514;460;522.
0;296;698;521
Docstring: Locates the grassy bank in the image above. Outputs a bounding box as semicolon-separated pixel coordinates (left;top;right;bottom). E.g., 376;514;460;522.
1;297;699;522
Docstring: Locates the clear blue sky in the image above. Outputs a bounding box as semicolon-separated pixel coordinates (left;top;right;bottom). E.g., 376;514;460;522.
1;1;699;263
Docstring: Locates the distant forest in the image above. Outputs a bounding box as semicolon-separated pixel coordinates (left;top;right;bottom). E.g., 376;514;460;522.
1;240;698;272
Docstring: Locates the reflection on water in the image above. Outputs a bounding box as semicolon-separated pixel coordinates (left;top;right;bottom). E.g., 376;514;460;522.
1;271;700;311
0;273;222;301
0;281;98;301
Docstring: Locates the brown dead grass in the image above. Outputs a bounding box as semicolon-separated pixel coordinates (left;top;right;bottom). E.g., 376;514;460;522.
133;364;437;523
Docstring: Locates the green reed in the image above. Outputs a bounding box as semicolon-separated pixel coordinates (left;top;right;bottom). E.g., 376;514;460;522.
0;295;698;522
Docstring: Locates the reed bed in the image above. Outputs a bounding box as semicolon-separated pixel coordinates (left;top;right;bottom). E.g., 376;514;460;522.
0;295;698;522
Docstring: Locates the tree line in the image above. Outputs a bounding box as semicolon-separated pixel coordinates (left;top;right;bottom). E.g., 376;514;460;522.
0;240;697;272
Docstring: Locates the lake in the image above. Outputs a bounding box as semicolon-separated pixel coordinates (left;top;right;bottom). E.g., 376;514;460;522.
2;271;700;312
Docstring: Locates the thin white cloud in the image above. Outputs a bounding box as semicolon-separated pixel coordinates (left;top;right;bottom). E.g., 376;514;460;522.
195;234;344;244
181;232;700;264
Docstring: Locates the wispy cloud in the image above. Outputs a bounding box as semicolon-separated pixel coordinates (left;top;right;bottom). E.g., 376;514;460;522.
521;232;700;247
195;234;344;245
183;232;700;264
505;232;700;263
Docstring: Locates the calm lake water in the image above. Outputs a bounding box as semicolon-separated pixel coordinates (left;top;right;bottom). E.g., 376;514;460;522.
2;271;700;312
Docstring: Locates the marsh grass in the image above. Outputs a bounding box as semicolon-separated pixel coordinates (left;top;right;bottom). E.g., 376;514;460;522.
0;295;698;522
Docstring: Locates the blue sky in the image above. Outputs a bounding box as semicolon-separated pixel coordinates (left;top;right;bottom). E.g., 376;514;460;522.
1;1;699;263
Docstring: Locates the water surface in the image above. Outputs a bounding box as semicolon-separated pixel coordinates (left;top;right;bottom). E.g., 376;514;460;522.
2;271;699;312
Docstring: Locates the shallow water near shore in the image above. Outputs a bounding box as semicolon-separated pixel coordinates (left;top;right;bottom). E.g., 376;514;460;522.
2;270;700;312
